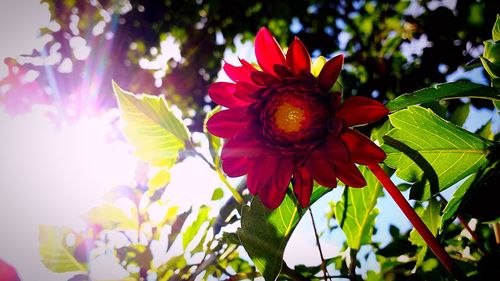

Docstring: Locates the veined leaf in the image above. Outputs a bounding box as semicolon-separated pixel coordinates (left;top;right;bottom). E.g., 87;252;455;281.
39;225;87;273
113;81;190;168
237;185;331;281
335;166;383;250
82;204;138;230
385;82;500;112
383;106;493;201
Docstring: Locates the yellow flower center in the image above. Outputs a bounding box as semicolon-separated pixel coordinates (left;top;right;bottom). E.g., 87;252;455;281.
273;101;306;134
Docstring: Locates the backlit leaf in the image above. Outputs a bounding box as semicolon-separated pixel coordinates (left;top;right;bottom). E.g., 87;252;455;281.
82;204;138;230
237;185;331;281
336;166;383;250
182;206;210;250
409;198;440;270
385;82;500;112
113;81;189;168
493;14;500;41
383;106;493;201
39;225;87;273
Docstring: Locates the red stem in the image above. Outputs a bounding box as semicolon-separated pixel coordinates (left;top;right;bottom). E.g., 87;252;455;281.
368;164;466;280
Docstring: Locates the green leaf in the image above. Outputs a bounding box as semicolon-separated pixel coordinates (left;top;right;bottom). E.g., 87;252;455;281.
335;166;383;250
39;225;87;273
494;14;500;41
237;185;331;281
385;82;500;112
483;40;500;65
383;106;492;201
440;175;475;231
477;120;494;140
211;187;224;201
409;198;440;270
204;106;222;166
167;208;191;251
480;56;500;79
147;169;171;195
449;103;470;127
113;81;189;168
409;198;440;247
441;160;500;229
82;204;138;230
182;206;210;250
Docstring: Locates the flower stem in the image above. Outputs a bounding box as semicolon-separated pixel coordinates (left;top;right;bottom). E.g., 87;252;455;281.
309;208;329;281
368;164;466;280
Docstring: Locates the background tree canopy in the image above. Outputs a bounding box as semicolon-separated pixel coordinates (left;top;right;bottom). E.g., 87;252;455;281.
2;0;497;129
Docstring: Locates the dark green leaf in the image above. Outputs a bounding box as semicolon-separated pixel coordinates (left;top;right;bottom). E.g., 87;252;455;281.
237;185;330;281
385;82;500;112
449;103;470;126
113;81;190;168
335;166;382;250
383;106;493;201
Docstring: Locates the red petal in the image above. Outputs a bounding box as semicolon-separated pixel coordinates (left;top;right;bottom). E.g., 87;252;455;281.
0;259;21;281
326;135;349;163
250;71;279;85
334;161;366;187
317;54;344;91
293;166;313;208
247;153;294;209
206;107;248;138
223;60;253;83
306;149;338;188
336;96;389;127
234;81;260;102
286;37;311;75
340;129;386;165
240;58;258;72
254;27;287;76
208;82;250;108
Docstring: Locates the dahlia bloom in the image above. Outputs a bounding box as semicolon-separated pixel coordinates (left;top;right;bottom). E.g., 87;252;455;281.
206;27;388;209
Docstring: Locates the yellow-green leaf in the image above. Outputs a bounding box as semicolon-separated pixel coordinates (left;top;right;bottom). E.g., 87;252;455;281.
39;225;87;273
113;81;189;168
383;106;493;201
82;204;138;230
335;166;383;250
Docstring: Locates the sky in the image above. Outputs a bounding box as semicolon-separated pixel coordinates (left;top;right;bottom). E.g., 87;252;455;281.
0;1;498;281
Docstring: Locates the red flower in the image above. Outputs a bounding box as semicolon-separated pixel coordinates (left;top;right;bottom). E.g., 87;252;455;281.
207;27;388;209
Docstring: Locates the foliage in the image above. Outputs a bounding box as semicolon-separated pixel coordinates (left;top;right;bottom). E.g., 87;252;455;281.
1;1;499;281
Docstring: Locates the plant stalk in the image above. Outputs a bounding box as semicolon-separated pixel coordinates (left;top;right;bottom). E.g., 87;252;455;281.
368;164;466;280
309;208;329;281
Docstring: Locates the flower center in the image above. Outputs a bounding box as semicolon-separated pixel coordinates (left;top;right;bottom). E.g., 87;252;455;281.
273;101;307;134
261;87;332;148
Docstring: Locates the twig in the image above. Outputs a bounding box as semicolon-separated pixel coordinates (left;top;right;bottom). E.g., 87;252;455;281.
493;223;500;245
368;164;467;281
309;208;329;281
